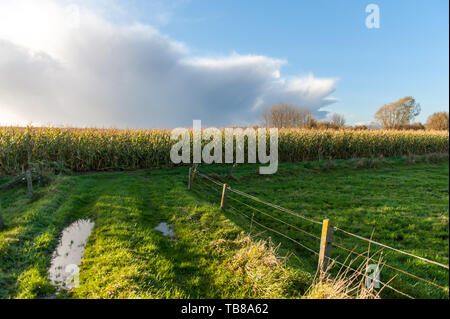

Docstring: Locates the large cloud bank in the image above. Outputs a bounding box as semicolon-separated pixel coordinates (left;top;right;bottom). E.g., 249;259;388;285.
0;0;337;128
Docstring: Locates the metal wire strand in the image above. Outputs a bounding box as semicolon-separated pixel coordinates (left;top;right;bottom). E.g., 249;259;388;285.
193;169;445;298
227;194;321;241
229;200;414;299
227;203;320;257
335;226;449;270
196;171;224;187
323;254;415;299
196;176;221;193
196;170;322;226
196;170;449;270
227;186;323;226
199;171;449;270
331;242;448;291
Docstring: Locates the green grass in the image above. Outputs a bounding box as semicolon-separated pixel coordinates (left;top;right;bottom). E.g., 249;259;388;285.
194;156;449;299
0;156;448;299
0;169;310;299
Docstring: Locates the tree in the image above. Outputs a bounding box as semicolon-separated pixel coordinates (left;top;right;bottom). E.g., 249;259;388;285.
426;112;449;130
261;103;315;128
330;113;346;127
374;96;421;129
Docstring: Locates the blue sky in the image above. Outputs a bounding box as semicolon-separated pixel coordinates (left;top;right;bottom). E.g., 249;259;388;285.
135;0;450;124
0;0;448;127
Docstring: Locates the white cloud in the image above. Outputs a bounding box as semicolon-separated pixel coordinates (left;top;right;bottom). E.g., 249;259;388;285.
0;0;338;128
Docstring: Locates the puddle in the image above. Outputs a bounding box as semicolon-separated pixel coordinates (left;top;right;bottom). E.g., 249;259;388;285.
154;222;176;239
48;219;94;290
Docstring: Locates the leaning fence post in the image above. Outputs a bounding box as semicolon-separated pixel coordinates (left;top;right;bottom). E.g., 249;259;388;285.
220;184;228;210
188;167;193;190
318;218;334;274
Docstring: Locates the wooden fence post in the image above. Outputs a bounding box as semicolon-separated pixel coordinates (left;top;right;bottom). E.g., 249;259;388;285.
220;184;228;210
318;218;334;274
188;167;193;190
25;169;33;198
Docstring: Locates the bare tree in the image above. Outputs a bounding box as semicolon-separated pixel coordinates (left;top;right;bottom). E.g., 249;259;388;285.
330;113;346;127
426;112;449;130
261;103;315;128
374;96;421;129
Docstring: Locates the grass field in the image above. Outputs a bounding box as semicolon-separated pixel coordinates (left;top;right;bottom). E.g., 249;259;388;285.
0;156;448;299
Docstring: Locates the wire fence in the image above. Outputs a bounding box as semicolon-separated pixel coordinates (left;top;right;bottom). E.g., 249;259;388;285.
191;167;449;299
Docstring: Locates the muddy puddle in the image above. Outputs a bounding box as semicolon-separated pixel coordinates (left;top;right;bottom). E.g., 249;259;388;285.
154;222;176;240
48;219;94;290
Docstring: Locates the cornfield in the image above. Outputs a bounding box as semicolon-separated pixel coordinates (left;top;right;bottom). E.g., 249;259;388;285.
0;126;448;174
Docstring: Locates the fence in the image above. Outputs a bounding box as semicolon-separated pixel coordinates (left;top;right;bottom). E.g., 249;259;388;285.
188;166;449;299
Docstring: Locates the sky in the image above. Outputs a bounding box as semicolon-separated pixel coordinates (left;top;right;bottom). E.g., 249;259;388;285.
0;0;448;128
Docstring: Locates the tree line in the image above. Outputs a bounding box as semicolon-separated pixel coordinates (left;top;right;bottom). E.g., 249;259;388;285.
260;97;448;130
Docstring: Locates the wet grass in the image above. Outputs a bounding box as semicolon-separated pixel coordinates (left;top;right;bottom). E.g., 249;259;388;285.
0;156;448;299
0;170;309;299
